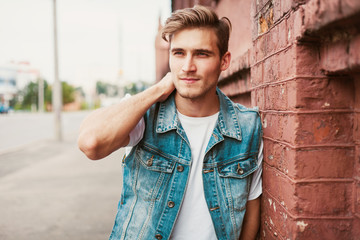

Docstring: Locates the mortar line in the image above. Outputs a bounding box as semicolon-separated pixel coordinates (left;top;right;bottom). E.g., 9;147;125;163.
249;75;330;91
262;136;355;149
264;162;354;184
260;109;354;114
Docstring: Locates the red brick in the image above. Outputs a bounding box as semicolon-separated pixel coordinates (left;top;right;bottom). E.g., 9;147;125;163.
296;182;353;216
353;216;360;240
295;113;353;145
320;41;349;73
286;8;305;43
260;223;279;240
261;192;296;239
295;148;354;179
356;146;360;182
250;62;263;87
263;165;297;214
263;55;280;83
264;139;354;179
296;43;322;76
349;34;360;70
356;181;360;215
262;193;354;240
295;219;353;240
281;0;292;15
340;0;360;19
249;47;256;66
288;77;355;110
265;83;288;110
263;139;296;176
355;75;360;107
252;87;265;109
355;113;360;142
262;112;297;144
303;0;341;32
231;93;251;107
278;45;296;80
272;0;281;23
265;27;277;55
278;19;288;49
254;35;267;62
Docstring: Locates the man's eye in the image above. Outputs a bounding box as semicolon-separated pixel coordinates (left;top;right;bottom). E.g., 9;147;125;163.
173;51;184;56
197;52;209;57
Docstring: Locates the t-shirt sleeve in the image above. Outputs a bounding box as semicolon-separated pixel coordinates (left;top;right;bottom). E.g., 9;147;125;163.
247;139;263;200
127;117;145;147
120;94;146;154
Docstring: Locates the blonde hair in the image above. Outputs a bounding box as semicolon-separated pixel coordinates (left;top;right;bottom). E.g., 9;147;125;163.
162;5;232;57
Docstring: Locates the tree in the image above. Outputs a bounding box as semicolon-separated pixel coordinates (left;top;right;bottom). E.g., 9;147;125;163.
13;79;76;111
61;81;75;104
96;80;118;97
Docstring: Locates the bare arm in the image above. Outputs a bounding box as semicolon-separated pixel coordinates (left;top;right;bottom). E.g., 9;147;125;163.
239;197;261;240
78;73;175;160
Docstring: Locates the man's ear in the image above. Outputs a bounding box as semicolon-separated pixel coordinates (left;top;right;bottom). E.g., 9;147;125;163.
220;51;231;71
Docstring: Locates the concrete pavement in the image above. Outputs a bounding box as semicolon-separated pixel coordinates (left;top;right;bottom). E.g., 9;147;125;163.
0;132;124;240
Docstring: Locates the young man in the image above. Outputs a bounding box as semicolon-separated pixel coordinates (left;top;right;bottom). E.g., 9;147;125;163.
78;5;263;240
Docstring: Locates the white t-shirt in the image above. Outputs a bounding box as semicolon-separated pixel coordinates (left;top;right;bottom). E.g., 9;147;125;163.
126;110;263;240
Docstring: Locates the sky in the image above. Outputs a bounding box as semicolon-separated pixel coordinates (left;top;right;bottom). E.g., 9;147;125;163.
0;0;171;92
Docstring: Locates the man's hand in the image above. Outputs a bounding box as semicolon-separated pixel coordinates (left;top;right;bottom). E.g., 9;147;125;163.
156;72;175;102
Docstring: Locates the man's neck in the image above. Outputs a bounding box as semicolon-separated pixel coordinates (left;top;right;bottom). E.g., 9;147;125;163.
174;91;220;117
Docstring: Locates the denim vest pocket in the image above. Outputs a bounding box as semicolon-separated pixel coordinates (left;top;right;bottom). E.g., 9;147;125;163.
135;146;175;201
217;156;258;211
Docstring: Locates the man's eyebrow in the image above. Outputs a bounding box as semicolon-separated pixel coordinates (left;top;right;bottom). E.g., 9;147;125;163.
170;48;215;55
194;49;215;55
170;48;184;52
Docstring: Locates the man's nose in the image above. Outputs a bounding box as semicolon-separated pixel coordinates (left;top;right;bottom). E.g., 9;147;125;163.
182;56;196;72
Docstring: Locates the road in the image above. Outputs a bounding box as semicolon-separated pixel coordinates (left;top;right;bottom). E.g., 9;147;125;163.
0;111;124;240
0;111;89;153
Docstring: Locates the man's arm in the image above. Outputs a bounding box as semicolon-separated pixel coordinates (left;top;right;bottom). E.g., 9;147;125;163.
78;73;175;160
239;197;261;240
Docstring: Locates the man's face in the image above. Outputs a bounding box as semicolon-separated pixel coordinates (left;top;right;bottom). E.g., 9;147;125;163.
169;27;230;101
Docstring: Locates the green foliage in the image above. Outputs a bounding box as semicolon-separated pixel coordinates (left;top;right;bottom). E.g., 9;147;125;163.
15;79;51;111
96;81;118;97
13;79;77;111
62;81;75;104
124;81;150;95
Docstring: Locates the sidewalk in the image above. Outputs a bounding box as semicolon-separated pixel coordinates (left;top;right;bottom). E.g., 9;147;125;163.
0;133;124;240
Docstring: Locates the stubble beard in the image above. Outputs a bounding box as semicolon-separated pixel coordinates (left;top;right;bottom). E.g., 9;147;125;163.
175;80;217;102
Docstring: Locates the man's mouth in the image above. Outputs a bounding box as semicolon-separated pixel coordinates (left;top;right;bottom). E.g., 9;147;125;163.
179;77;200;83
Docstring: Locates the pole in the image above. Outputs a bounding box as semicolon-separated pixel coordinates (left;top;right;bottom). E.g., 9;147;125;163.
53;0;62;141
38;77;44;113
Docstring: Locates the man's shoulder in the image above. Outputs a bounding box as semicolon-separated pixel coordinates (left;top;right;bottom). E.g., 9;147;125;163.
233;102;260;114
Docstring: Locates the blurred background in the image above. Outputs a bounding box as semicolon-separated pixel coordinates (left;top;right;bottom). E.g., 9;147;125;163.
0;0;171;115
0;0;170;239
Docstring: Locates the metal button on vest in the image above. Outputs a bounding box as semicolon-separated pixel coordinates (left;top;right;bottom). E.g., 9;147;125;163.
167;201;175;208
237;163;244;175
237;167;244;175
146;156;153;166
155;234;163;239
177;165;184;172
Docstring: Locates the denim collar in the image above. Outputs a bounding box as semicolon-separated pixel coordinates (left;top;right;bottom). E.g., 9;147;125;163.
156;88;242;141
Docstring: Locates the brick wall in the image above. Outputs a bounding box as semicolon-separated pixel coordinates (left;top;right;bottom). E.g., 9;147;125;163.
248;0;360;239
217;0;360;238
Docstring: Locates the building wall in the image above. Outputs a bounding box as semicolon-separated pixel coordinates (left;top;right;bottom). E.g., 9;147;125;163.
158;0;360;238
248;1;360;239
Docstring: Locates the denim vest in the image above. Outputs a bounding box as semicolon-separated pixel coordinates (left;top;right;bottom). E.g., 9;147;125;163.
109;88;262;240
